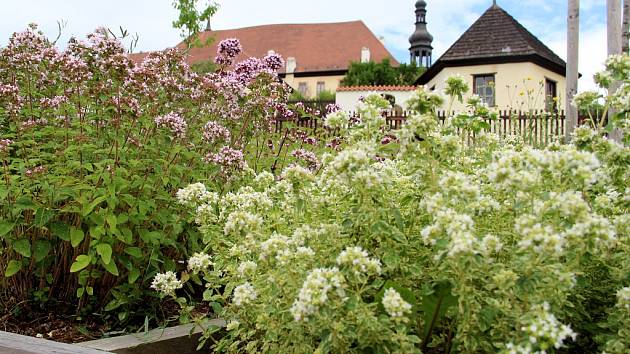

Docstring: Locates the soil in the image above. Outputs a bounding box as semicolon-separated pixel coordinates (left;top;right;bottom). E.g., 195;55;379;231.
1;300;210;344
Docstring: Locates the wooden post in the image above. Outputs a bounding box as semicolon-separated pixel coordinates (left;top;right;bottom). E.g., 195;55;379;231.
565;0;580;141
609;0;624;142
623;0;629;53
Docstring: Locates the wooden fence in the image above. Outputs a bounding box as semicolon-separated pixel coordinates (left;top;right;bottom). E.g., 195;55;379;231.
275;110;598;146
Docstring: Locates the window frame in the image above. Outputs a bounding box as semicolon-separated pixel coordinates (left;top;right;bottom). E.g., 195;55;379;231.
298;82;308;96
545;78;558;111
316;81;326;96
472;73;496;107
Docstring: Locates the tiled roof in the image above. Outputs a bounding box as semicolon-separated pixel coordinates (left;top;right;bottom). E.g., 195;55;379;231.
337;85;417;92
129;21;398;75
417;4;567;84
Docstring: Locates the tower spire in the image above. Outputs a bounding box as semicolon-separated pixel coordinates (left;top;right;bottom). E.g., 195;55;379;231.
409;0;434;67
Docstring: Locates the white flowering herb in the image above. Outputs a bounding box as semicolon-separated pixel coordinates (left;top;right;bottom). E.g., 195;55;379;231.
151;271;183;297
382;288;412;321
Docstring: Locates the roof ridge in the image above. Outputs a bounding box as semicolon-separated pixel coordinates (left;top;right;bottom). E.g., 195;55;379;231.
206;20;365;32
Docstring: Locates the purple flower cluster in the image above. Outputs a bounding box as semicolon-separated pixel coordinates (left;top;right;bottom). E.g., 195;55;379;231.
21;118;48;130
0;84;19;96
263;52;284;71
381;135;398;145
154;112;188;138
291;149;320;171
205;146;248;176
0;139;13;153
326;103;341;114
25;165;47;178
215;38;242;66
203;121;231;144
326;137;343;151
40;95;68;109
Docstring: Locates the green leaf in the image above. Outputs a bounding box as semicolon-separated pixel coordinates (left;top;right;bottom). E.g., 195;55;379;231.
102;258;119;276
96;243;113;264
34;208;55;227
50;222;70;241
106;214;117;231
4;260;22;277
82;196;107;217
420;281;458;347
13;239;31;258
32;240;52;262
70;227;85;248
128;268;140;284
125;247;143;259
0;221;15;237
70;255;92;273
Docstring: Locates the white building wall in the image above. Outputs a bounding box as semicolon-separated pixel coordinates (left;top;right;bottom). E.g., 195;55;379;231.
336;90;417;113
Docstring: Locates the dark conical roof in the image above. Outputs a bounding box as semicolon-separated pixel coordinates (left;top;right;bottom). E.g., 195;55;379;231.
417;4;567;84
409;0;432;48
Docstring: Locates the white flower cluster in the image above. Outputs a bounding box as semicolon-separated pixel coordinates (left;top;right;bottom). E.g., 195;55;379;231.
336;246;381;276
151;271;183;296
195;203;217;226
253;171;275;190
259;232;315;265
290;267;346;322
176;183;217;208
506;303;577;353
281;164;315;185
219;186;273;221
615;287;630;311
324;110;350;130
223;211;263;236
237;261;258;278
187;252;212;274
515;215;565;254
421;208;479;257
382;288;412;320
233;282;257;306
328;144;374;179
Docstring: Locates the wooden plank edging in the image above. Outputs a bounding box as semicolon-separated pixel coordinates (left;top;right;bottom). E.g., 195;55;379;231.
78;319;226;354
0;330;112;354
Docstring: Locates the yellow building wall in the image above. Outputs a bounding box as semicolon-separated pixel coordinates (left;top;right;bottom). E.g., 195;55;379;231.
284;74;345;98
425;62;567;112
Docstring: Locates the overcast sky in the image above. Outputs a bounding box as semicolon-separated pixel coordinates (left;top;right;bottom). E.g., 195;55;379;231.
0;0;609;91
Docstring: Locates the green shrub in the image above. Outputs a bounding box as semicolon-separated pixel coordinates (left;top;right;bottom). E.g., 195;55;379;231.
0;26;293;326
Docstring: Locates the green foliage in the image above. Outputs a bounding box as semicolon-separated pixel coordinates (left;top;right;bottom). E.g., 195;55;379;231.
316;90;336;101
341;59;426;87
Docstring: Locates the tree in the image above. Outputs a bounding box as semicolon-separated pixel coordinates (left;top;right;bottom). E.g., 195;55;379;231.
171;0;218;49
340;59;426;87
565;0;580;141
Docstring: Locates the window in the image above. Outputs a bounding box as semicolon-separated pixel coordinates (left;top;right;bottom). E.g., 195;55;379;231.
473;74;495;107
316;82;325;96
545;79;558;111
298;82;308;96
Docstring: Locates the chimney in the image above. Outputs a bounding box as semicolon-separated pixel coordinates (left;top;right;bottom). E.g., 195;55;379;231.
205;18;211;31
361;47;371;63
286;57;297;74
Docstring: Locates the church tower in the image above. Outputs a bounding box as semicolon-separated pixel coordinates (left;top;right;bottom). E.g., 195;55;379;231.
409;0;433;67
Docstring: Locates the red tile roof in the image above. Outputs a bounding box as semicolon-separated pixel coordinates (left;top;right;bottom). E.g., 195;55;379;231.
129;21;398;74
337;85;417;92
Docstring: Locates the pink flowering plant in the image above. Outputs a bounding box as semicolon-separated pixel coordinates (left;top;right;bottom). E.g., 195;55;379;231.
0;24;308;327
167;59;628;352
